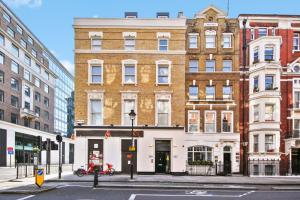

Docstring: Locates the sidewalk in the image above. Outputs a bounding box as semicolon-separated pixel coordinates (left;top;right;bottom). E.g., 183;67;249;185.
0;172;73;194
47;174;300;185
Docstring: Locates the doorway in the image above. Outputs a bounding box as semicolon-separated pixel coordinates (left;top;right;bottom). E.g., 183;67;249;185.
223;146;232;175
155;140;171;173
121;140;137;174
292;148;300;175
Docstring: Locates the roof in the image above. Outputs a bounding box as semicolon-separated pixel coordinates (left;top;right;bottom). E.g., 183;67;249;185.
239;14;300;18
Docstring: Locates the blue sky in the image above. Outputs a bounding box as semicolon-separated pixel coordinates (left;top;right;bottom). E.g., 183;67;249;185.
3;0;300;75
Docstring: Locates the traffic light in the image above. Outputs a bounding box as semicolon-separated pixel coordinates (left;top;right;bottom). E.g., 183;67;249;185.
56;135;63;143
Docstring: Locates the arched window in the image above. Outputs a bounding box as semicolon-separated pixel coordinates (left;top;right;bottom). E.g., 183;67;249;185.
187;145;212;162
223;146;232;152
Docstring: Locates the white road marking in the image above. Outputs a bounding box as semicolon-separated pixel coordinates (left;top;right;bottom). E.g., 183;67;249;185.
16;195;35;200
128;191;256;199
128;194;136;200
239;191;255;197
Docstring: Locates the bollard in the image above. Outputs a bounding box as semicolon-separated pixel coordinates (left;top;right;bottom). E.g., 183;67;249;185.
93;168;99;187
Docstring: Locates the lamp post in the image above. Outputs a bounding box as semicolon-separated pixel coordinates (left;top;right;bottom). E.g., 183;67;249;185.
128;109;136;180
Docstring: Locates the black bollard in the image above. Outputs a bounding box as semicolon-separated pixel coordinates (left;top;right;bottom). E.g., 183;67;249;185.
93;168;99;187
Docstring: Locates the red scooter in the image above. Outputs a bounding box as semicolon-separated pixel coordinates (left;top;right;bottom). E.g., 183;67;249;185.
75;163;115;177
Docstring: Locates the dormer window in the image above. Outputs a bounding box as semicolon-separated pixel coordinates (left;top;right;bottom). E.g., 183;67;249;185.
265;46;274;61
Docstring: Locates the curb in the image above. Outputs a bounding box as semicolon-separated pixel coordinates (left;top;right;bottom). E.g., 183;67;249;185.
95;184;258;190
0;186;56;195
45;179;300;186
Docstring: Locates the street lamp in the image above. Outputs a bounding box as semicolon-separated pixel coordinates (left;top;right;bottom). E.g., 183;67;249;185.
128;109;136;180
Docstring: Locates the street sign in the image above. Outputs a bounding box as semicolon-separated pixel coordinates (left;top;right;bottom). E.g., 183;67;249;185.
129;146;136;152
35;168;44;188
7;147;14;155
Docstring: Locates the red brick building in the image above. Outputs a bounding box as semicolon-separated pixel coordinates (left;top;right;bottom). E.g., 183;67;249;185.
239;14;300;175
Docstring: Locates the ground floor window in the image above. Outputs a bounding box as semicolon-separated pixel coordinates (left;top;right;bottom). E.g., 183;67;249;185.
15;133;40;164
187;145;212;163
265;165;275;176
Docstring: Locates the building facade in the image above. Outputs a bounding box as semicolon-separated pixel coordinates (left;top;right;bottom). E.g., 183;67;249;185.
0;0;74;167
74;13;187;174
239;14;300;176
185;6;240;175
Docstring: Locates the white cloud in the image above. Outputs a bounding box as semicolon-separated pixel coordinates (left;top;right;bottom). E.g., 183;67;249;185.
4;0;42;8
60;60;74;75
93;15;99;18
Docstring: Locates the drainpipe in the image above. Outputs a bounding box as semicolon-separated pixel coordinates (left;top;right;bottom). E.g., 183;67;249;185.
242;19;248;176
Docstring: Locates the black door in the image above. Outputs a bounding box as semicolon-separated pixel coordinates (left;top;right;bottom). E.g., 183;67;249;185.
292;148;300;175
223;153;232;175
121;140;137;174
0;129;7;166
69;143;74;164
155;140;171;173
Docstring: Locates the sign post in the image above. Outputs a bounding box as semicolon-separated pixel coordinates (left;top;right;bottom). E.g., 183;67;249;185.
7;147;14;168
35;168;44;188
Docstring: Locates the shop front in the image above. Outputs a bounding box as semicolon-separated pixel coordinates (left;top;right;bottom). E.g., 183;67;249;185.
74;126;186;175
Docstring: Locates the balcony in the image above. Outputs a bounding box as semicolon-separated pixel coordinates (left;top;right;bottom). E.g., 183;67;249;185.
20;108;38;120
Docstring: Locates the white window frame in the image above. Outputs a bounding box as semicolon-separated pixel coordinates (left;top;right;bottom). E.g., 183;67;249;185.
122;59;137;85
20;39;27;49
158;38;169;51
89;32;103;50
88;59;104;84
189;60;199;73
11;60;19;74
156;60;171;85
188;110;200;133
91;37;102;50
253;104;260;122
24;69;30;81
205;30;216;49
44;84;49;93
221;111;234;133
222;86;232;100
3;11;11;23
265;104;275;121
265;134;275;152
155;93;171;126
7;27;14;38
35;78;41;88
258;28;268;37
293;33;300;51
32;49;37;58
24;54;31;66
188;33;198;49
189;85;198;100
87;91;104;126
11;44;19;57
222;33;232;48
28;36;33;45
223;60;232;72
121;92;138;126
205;110;216;133
206;86;215;100
250;28;255;41
16;24;23;35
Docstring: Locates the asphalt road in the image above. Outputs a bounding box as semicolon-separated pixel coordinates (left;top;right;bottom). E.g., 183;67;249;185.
1;184;300;200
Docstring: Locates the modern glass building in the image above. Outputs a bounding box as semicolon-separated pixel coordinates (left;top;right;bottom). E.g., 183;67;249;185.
43;51;74;136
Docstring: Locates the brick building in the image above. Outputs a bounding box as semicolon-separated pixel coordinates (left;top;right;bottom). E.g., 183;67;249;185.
239;14;300;175
74;13;187;174
185;6;240;175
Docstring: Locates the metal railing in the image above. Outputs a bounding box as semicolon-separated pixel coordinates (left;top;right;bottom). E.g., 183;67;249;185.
16;163;74;179
186;162;230;176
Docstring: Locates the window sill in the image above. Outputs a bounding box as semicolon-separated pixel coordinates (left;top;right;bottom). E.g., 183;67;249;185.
156;83;171;86
122;83;137;86
88;82;104;85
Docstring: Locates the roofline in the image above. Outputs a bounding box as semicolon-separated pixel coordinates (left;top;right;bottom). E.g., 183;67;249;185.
0;0;74;79
239;14;300;18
